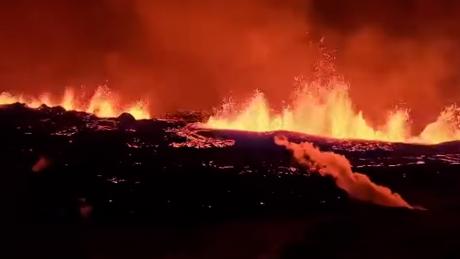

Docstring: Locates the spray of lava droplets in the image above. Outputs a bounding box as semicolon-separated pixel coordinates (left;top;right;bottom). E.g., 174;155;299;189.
206;82;460;144
0;86;151;120
206;48;460;144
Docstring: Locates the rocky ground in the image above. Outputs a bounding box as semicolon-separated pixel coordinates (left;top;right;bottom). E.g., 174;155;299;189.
1;103;460;259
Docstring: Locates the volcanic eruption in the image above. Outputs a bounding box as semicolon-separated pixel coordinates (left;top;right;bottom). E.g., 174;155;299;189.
274;135;413;208
205;46;460;144
2;45;459;144
3;1;460;258
0;85;150;120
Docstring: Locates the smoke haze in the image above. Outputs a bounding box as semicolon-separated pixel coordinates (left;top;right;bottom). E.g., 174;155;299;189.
0;0;459;130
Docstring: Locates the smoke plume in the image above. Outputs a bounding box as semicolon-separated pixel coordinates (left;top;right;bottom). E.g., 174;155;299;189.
274;136;413;209
1;0;460;127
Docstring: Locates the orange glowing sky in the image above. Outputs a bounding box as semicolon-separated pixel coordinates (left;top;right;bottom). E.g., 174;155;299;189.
0;0;459;135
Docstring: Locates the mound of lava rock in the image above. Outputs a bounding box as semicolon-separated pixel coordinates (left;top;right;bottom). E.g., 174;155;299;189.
1;103;460;223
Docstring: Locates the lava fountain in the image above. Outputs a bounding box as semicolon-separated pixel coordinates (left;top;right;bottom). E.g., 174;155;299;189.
0;86;151;120
206;77;460;144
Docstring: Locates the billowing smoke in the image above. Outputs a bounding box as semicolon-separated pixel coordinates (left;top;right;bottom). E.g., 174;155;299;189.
274;136;413;209
0;1;459;127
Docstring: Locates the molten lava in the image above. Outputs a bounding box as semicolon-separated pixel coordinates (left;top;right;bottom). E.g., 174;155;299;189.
275;136;413;209
0;86;151;120
206;77;460;144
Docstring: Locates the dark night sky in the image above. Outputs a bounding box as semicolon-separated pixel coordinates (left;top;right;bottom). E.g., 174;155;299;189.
0;0;459;128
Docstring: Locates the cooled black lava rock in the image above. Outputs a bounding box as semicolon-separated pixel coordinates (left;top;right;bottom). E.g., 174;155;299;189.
3;104;460;259
118;112;136;129
1;104;460;224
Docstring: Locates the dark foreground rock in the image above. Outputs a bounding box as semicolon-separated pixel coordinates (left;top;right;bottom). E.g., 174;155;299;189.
1;104;460;258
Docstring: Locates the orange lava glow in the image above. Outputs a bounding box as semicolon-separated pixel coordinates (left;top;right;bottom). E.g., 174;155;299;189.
206;78;460;144
0;86;151;120
275;135;413;208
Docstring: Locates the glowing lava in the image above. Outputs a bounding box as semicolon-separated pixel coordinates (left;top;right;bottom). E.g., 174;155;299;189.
206;79;460;144
0;86;151;120
275;136;413;208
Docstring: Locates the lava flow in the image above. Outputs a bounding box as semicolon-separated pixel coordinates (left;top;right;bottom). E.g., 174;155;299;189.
0;86;151;120
206;77;460;144
275;136;413;209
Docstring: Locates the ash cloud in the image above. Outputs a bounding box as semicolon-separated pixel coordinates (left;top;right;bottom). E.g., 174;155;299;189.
0;0;459;127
